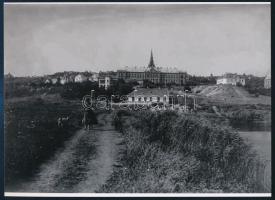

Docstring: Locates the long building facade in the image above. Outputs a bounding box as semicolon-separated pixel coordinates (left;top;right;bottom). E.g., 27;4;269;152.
117;50;188;85
98;51;188;89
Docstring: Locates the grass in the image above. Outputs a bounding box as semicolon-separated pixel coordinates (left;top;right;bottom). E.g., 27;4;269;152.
99;109;268;193
196;103;271;130
4;97;83;188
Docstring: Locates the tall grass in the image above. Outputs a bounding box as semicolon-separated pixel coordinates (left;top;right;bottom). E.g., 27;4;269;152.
4;98;83;188
100;110;267;193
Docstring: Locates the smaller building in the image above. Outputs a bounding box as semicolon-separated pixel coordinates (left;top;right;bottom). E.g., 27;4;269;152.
88;73;99;82
98;71;118;90
75;74;88;83
99;76;111;90
45;79;51;84
5;73;14;79
60;75;75;85
216;73;246;86
60;76;68;85
127;88;170;104
51;78;58;84
264;74;271;89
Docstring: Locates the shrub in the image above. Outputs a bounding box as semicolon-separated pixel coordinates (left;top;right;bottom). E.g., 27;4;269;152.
105;109;266;192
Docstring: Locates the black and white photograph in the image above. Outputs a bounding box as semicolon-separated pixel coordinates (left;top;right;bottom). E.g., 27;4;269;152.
4;2;271;197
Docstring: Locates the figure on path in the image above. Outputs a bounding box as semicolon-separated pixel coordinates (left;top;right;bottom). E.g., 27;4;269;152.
82;108;97;131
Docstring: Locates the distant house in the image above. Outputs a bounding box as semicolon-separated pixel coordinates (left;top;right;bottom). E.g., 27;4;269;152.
51;78;58;84
60;75;75;85
5;73;14;79
45;79;51;84
98;71;118;90
60;76;67;85
98;76;111;90
75;74;88;83
216;73;246;86
88;73;99;82
127;88;170;104
264;74;271;89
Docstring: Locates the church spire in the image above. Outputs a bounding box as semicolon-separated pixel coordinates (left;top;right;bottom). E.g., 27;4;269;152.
148;49;156;70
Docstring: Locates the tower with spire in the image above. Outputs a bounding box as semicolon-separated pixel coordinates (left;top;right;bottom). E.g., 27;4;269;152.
148;49;156;71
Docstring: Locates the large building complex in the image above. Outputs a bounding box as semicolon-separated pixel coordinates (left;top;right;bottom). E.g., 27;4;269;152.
98;50;189;89
117;50;188;85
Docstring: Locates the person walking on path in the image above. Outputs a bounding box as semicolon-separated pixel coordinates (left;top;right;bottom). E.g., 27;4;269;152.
82;108;97;131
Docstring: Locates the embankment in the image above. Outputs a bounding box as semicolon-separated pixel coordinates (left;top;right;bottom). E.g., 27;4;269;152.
100;110;268;193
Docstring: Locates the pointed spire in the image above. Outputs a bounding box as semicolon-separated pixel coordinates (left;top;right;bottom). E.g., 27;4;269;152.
148;49;156;70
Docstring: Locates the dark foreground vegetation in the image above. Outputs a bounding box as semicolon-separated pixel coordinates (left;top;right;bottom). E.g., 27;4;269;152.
4;97;83;188
100;110;268;193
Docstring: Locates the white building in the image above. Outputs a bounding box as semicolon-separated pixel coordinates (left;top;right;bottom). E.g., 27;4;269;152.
75;74;88;83
88;73;99;82
216;73;246;86
60;75;75;85
45;79;51;84
51;78;58;84
60;77;68;85
127;88;170;104
99;76;111;90
264;74;271;89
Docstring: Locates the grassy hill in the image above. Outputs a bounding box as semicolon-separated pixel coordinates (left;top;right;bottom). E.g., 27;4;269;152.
193;85;271;105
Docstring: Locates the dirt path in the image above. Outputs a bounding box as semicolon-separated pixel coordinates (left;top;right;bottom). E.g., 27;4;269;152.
231;86;248;100
17;113;124;193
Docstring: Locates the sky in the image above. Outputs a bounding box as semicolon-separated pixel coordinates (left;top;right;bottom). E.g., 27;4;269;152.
4;3;270;77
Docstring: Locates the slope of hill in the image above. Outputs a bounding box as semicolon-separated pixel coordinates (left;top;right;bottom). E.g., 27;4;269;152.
193;85;271;105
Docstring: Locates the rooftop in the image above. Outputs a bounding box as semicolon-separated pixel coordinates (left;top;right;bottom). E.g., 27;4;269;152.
128;88;170;96
118;66;184;73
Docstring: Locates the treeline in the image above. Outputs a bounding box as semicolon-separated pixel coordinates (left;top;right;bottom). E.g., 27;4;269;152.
100;110;267;193
186;75;216;86
245;76;271;96
60;79;137;100
5;77;137;100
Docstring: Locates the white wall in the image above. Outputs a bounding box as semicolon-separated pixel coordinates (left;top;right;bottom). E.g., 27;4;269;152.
128;95;168;103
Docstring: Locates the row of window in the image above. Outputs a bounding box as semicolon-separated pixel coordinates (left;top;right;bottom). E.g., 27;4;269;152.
131;96;167;102
118;72;186;79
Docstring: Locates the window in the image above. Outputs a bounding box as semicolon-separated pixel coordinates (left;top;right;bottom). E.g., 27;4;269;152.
144;97;147;102
132;97;135;102
157;97;160;102
163;96;166;102
150;97;152;101
138;97;141;102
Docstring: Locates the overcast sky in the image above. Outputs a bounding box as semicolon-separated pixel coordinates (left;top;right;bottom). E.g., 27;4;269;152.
4;3;270;77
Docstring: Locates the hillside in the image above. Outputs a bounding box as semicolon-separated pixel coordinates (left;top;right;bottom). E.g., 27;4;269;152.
193;85;271;105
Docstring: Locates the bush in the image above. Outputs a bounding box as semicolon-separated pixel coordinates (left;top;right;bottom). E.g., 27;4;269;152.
103;110;266;192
